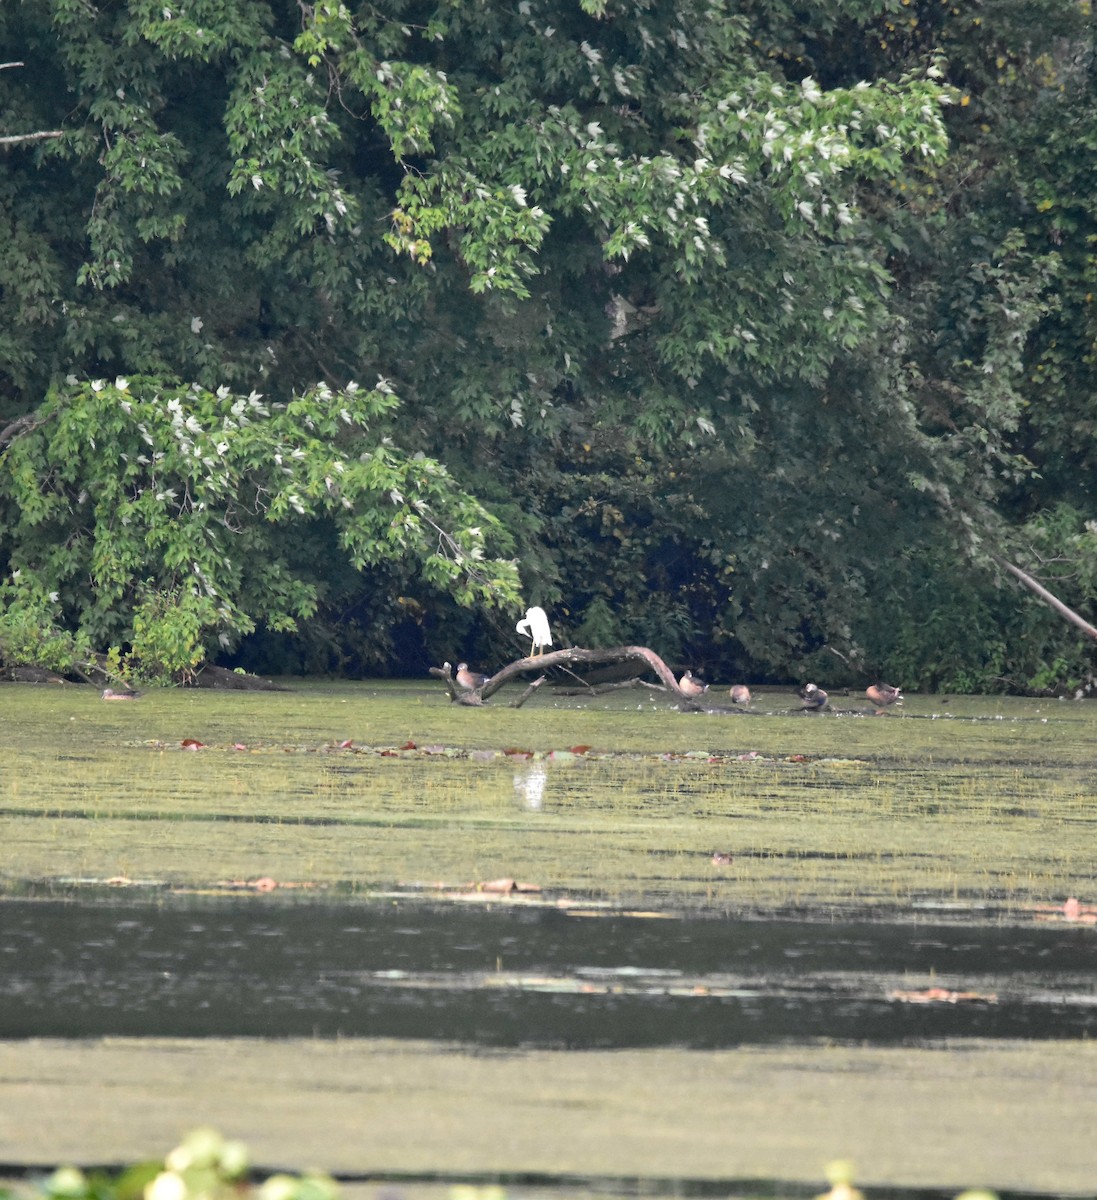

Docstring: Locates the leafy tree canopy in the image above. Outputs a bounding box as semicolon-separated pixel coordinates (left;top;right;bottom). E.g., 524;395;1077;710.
2;0;1096;690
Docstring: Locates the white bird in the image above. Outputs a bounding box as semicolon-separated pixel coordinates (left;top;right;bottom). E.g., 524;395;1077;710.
516;606;553;657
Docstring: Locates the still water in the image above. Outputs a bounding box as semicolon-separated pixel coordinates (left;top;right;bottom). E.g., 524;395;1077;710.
1;896;1094;1045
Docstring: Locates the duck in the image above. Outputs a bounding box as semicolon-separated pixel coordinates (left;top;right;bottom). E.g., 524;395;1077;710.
799;682;828;710
729;684;752;707
866;682;902;712
101;687;140;701
455;662;490;690
679;670;709;697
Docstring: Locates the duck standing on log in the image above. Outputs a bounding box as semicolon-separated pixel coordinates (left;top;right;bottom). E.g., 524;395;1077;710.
456;662;490;690
679;670;709;697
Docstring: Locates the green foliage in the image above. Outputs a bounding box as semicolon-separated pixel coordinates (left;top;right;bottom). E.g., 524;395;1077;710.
3;0;1097;686
30;1129;338;1200
0;579;93;675
0;376;519;679
130;585;219;682
856;534;1097;696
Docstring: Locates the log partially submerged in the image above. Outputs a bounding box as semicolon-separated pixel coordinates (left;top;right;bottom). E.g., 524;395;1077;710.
431;645;713;709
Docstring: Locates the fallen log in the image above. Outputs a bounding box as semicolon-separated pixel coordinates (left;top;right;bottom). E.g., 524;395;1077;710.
431;645;710;709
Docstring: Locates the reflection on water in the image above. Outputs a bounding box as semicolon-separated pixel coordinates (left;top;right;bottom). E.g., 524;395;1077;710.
1;896;1095;1046
514;763;547;810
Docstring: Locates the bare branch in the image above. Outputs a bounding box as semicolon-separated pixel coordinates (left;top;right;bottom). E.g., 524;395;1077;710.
0;130;64;147
432;644;710;709
0;411;50;449
994;555;1097;641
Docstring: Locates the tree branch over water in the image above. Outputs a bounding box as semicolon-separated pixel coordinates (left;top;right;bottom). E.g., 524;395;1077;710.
994;556;1097;641
432;646;708;709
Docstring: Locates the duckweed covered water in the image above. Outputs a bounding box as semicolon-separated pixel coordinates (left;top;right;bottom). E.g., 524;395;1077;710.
1;681;1093;913
3;680;1097;1196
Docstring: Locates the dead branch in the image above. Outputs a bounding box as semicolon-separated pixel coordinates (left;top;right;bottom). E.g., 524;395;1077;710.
0;410;53;449
431;645;709;708
1;62;64;147
193;663;291;690
1;130;64;147
429;663;480;705
509;676;546;708
994;555;1097;641
551;677;663;696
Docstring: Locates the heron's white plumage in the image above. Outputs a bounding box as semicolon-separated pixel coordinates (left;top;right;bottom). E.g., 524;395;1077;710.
516;606;553;655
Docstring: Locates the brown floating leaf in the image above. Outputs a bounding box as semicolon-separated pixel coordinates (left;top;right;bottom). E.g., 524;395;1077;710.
1031;896;1097;923
1062;897;1097;922
888;986;998;1005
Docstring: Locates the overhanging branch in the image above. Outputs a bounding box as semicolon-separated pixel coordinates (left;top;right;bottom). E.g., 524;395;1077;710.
1;130;64;147
994;555;1097;641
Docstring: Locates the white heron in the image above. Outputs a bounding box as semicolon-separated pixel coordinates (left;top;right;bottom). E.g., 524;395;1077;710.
516;606;553;657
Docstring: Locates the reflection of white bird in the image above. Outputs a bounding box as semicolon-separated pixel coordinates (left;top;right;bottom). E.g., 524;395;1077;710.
514;763;547;811
516;606;553;656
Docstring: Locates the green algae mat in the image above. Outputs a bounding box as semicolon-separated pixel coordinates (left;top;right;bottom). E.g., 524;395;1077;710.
2;680;1097;1199
2;1037;1097;1196
1;680;1094;913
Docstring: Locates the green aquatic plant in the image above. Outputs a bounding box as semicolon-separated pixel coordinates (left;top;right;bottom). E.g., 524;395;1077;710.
29;1130;338;1200
0;1137;1009;1200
